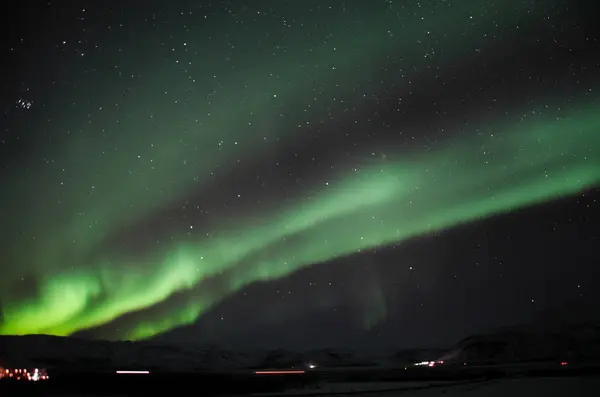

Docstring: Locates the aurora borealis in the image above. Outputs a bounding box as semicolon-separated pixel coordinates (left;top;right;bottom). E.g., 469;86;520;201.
1;0;599;346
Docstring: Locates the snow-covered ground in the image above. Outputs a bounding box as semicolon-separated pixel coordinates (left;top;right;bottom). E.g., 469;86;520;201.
253;380;469;396
250;377;600;397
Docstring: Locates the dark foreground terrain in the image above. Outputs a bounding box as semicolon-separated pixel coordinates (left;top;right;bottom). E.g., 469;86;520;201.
2;361;599;396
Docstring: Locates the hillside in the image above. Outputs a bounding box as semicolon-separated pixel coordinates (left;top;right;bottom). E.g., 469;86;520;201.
439;302;600;364
0;334;446;371
2;302;598;371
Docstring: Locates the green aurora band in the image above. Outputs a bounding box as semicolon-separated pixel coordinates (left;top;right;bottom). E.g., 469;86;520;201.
2;100;599;339
1;0;598;339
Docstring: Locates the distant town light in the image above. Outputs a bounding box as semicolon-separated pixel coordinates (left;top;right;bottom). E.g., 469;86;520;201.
0;367;49;381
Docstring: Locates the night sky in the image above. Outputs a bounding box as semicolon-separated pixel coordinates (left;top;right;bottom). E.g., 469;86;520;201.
1;0;599;349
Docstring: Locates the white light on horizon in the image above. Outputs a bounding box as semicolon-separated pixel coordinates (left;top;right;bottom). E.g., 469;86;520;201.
116;370;150;374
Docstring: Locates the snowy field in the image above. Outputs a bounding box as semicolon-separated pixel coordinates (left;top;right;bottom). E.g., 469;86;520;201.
250;376;600;397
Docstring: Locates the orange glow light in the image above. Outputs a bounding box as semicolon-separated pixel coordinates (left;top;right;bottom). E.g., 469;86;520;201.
255;370;305;375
